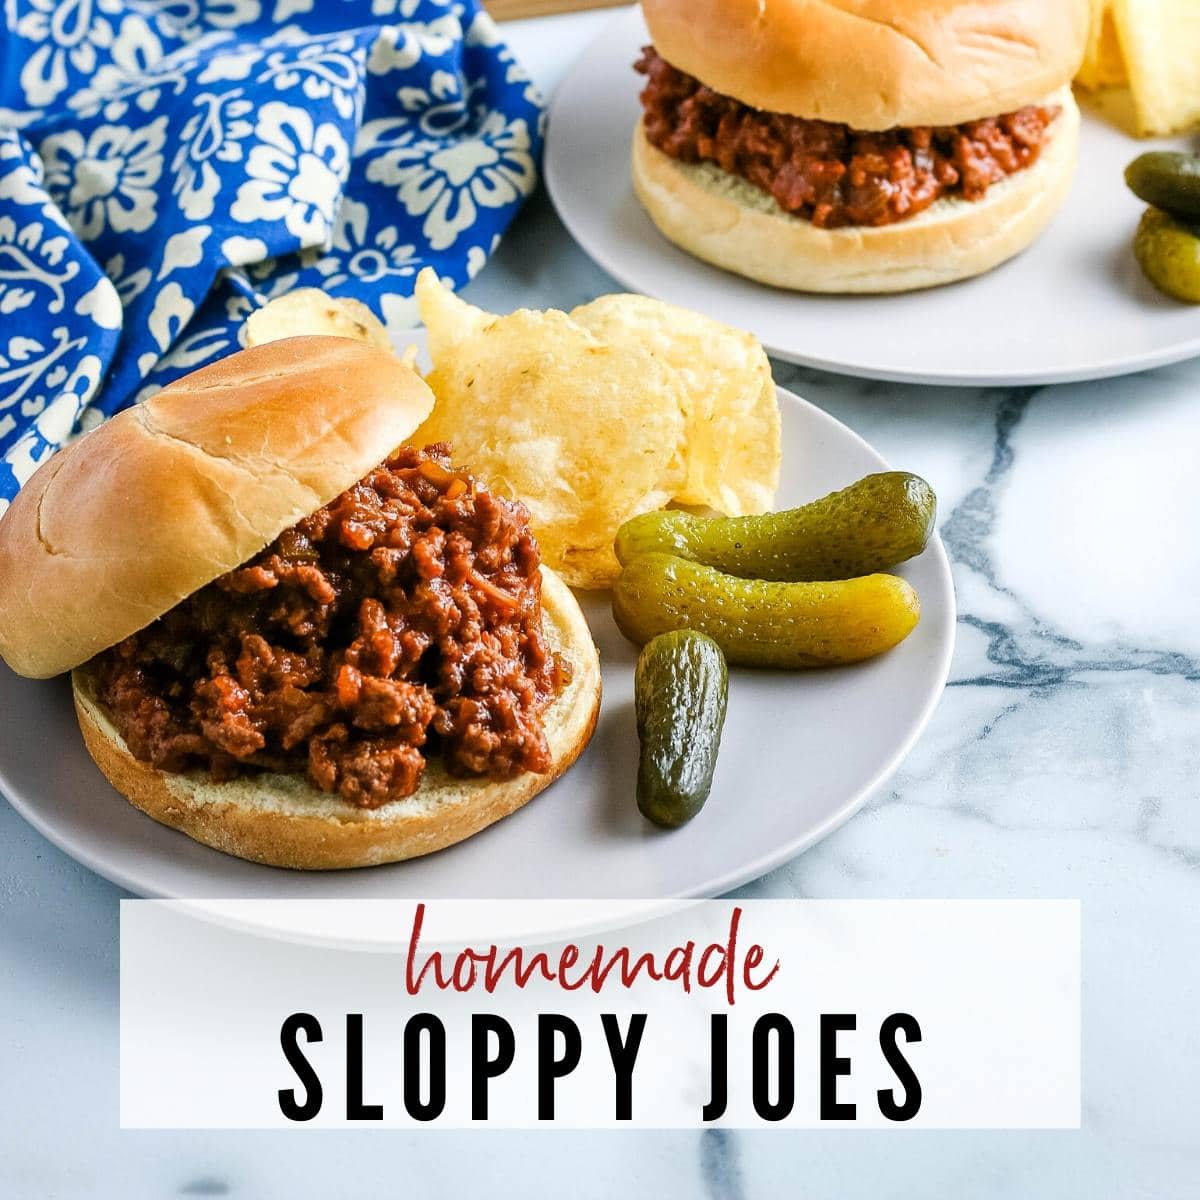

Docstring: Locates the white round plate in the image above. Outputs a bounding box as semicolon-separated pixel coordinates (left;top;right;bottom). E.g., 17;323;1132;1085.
0;386;954;903
546;6;1200;387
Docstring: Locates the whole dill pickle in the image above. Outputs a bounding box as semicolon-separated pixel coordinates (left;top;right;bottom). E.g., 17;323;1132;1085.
612;553;920;669
614;471;936;581
1133;207;1200;303
635;630;728;828
1126;152;1200;221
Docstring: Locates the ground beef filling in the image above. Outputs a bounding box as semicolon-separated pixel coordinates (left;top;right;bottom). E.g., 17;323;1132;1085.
636;46;1059;229
90;445;567;809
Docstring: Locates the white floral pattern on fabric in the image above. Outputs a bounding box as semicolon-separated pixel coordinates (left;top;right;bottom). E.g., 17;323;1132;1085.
305;196;418;288
0;128;118;502
102;249;150;304
74;13;165;106
171;89;254;219
68;36;197;121
365;110;535;251
40;116;166;239
14;0;124;106
257;32;366;120
0;215;78;314
231;101;349;243
0;0;544;502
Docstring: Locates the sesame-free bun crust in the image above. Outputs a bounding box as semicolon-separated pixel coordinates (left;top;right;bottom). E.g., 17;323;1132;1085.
71;568;601;870
642;0;1089;129
0;337;434;679
631;89;1079;294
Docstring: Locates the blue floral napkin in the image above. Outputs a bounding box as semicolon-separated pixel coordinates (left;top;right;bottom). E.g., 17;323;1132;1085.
0;0;545;510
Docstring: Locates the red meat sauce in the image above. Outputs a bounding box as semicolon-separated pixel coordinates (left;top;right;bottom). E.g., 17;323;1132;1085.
636;46;1059;229
90;444;569;809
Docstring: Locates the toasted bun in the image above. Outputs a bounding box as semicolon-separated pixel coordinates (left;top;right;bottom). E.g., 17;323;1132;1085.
642;0;1089;129
71;568;601;870
0;337;434;679
631;89;1079;294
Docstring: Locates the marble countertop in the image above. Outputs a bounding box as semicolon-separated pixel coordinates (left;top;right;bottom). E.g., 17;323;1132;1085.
3;9;1198;1198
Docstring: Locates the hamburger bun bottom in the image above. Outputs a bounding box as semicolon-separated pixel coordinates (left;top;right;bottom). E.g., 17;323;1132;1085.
631;88;1080;294
72;567;601;870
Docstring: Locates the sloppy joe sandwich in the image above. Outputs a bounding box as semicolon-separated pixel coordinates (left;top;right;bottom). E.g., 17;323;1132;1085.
633;0;1089;292
0;337;601;870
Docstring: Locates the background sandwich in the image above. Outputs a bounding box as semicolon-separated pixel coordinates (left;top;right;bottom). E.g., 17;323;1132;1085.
633;0;1090;292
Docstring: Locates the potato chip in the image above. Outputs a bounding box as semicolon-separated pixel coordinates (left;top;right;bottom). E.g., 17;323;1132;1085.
413;270;780;589
1077;0;1126;90
414;270;491;363
244;289;393;352
1076;0;1200;136
414;282;687;588
570;294;779;518
1112;0;1200;135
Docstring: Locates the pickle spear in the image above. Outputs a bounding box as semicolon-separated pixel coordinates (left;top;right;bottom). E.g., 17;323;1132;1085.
635;630;728;828
613;553;920;668
614;471;936;581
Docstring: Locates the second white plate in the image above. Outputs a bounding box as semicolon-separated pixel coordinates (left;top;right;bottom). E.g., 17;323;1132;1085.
545;6;1200;387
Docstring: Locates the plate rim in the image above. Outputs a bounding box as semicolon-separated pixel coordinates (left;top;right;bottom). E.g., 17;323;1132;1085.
544;6;1200;388
0;383;956;905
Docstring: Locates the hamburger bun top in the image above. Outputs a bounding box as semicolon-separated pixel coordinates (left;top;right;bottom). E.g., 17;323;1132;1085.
641;0;1090;130
0;336;434;679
